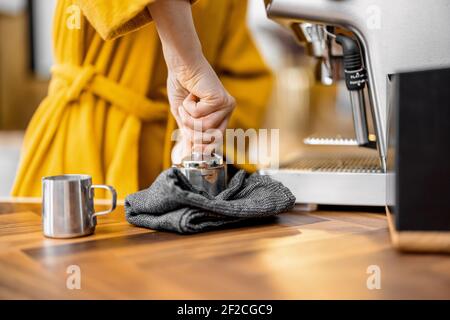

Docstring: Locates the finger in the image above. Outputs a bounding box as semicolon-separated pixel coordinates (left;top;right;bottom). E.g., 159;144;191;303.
203;141;223;156
184;94;234;119
175;109;201;147
191;141;223;155
199;109;230;131
182;127;224;145
183;98;221;118
217;114;230;133
170;103;184;129
181;93;198;115
171;138;192;165
191;126;226;156
185;93;199;103
179;106;230;132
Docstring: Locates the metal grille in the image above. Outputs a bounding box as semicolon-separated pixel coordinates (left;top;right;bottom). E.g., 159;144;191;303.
303;136;359;146
282;154;382;173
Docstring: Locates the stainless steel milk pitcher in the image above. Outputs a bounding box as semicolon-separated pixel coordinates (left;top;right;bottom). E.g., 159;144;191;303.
42;174;117;238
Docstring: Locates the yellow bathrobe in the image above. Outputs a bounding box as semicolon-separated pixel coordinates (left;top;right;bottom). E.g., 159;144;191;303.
12;0;273;199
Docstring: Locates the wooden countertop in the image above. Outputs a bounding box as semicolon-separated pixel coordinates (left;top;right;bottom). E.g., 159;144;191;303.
0;200;449;299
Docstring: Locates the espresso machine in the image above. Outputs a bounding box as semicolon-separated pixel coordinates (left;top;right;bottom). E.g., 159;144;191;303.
260;0;450;207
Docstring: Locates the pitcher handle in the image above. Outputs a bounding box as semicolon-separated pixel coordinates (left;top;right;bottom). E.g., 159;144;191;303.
90;185;117;221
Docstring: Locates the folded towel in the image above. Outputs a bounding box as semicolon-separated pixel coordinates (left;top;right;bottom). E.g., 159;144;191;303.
125;168;296;234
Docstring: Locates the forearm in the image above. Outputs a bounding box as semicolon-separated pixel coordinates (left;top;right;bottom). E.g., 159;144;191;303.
149;0;235;161
148;0;204;71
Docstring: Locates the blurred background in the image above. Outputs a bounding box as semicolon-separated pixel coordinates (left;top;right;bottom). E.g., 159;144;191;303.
0;0;354;197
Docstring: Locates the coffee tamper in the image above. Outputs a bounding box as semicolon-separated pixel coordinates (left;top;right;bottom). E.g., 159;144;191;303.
176;152;227;196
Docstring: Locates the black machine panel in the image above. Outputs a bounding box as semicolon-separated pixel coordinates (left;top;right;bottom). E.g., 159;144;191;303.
387;68;450;231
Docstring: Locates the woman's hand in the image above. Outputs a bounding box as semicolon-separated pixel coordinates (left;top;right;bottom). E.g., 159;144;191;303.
148;0;235;163
168;56;235;157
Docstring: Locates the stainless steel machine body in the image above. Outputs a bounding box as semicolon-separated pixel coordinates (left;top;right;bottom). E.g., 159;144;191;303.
261;0;450;206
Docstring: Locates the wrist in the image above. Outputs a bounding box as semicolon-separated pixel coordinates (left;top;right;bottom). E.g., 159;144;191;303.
149;0;204;72
163;42;205;72
166;51;211;88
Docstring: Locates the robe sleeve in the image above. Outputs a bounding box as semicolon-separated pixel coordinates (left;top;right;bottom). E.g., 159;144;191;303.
215;0;274;170
74;0;196;41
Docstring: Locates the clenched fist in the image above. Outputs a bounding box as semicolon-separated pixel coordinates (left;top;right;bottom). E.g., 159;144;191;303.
168;57;235;163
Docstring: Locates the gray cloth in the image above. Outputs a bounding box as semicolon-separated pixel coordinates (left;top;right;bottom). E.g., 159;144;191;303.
125;168;296;234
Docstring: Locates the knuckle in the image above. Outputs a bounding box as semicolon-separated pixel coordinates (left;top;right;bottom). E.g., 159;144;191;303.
229;95;236;108
217;93;229;107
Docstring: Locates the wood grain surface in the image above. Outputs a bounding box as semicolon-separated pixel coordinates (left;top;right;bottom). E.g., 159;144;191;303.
0;200;449;299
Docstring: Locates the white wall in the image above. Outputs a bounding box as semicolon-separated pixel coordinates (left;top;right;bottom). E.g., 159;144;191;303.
0;0;26;15
31;0;57;78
